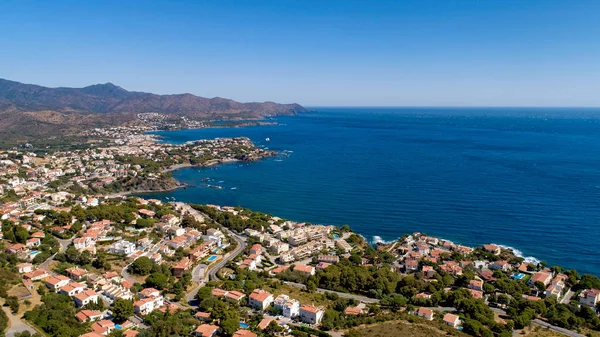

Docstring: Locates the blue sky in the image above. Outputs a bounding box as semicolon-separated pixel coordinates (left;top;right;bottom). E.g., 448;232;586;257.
0;0;599;106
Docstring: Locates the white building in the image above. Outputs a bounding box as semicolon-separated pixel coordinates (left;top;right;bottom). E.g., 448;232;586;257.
248;289;274;311
299;305;324;325
109;240;136;255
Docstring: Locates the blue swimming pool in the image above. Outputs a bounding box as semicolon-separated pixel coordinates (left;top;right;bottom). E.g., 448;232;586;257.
207;255;218;262
115;324;122;330
239;323;249;328
333;234;339;239
512;273;525;280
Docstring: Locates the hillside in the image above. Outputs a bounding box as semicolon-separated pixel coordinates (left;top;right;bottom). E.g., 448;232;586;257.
0;78;306;145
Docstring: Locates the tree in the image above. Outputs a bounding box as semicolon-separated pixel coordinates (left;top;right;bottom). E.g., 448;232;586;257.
6;296;19;313
195;286;212;301
112;299;134;322
131;256;154;275
266;320;283;333
221;317;239;336
145;272;169;290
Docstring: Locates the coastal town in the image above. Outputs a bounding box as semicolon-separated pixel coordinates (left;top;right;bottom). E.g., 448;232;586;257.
0;129;599;337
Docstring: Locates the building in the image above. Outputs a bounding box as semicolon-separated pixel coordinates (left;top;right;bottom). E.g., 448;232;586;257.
469;280;483;292
134;296;164;315
528;271;553;287
109;240;136;255
274;294;300;318
46;275;71;291
335;239;352;253
66;267;88;280
417;307;434;320
17;263;33;274
344;306;363;316
233;330;256;337
74;290;100;307
248;289;274;311
293;264;315;276
482;244;501;255
490;260;510;272
59;282;86;297
194;324;219;337
91;320;115;336
579;289;600;307
75;310;103;322
443;313;461;328
299;305;324;325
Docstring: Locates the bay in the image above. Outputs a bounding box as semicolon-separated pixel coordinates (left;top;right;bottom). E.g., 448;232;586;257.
142;107;600;276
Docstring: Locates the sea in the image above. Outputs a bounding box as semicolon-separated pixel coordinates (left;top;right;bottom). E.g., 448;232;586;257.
142;107;600;277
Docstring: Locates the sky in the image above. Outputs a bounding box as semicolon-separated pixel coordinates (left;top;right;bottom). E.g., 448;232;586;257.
0;0;599;107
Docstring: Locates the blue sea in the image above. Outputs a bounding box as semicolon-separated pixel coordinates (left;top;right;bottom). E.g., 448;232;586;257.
144;108;600;276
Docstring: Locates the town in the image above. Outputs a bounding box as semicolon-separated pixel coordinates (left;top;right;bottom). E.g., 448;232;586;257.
0;134;599;337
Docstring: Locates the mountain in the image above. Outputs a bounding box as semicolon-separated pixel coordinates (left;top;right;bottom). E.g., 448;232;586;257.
0;78;306;116
0;78;307;146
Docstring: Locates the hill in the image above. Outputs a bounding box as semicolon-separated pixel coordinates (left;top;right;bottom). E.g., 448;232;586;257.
0;78;306;146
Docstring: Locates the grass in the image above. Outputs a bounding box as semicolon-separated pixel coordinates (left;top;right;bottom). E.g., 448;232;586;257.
265;283;331;307
349;319;468;337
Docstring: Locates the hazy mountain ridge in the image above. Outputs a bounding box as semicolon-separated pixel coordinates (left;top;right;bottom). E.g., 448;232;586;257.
0;78;306;146
0;78;306;116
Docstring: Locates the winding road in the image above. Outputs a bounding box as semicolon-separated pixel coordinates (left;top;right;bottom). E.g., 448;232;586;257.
185;212;246;306
1;305;36;337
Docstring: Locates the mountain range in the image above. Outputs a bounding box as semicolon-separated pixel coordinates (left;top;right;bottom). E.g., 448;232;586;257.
0;78;306;146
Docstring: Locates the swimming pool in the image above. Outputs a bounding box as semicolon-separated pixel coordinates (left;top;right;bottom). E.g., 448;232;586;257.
28;251;41;259
512;273;525;280
212;248;219;253
239;323;249;328
207;255;218;262
333;234;339;239
115;324;122;330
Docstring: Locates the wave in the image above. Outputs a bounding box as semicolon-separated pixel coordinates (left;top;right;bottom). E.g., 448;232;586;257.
497;244;541;264
371;235;396;245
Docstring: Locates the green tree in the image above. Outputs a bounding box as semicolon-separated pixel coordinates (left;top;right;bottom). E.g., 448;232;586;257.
112;299;134;322
145;272;169;290
221;317;239;336
131;256;154;275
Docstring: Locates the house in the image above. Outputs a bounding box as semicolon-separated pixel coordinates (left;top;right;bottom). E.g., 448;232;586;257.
469;280;484;292
482;244;501;255
248;289;274;310
194;311;211;321
109;240;136;255
335;238;352;253
528;271;553;287
173;257;191;278
469;289;484;299
23;268;49;281
579;289;600;307
75;310;103;322
233;330;256;337
274;294;300;318
140;288;161;298
17;263;34;274
73;237;96;254
74;289;100;307
405;259;419;272
293;264;315;276
91;320;115;335
46;275;71;291
344;306;363;316
224;291;246;302
26;238;41;248
59;282;86;296
134;296;164;315
249;244;263;255
138;209;156;218
299;305;324;325
194;324;219;337
257;318;273;330
417;307;434;320
66;267;88;280
490;260;510;272
5;243;28;255
443;313;461;328
318;254;339;264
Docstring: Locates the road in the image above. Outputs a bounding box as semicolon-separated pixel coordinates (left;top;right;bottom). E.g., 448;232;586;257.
532;319;585;337
121;239;166;284
184;211;246;306
283;281;380;304
39;235;73;270
208;230;246;281
1;305;36;337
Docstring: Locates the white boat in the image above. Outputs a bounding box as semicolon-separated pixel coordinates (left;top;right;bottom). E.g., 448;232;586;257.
265;137;270;141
